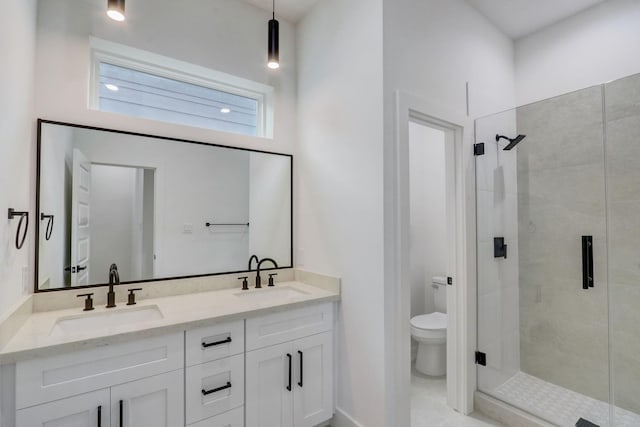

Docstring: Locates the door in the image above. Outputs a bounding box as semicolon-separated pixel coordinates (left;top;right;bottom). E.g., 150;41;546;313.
110;370;184;427
474;86;611;426
16;389;110;427
292;331;333;427
246;341;294;427
71;148;92;286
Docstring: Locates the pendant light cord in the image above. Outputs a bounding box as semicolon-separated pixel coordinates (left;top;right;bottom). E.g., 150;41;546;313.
272;0;275;19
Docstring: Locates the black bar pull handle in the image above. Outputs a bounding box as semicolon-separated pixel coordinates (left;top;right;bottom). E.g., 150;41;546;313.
202;336;232;348
582;236;594;289
97;405;102;427
202;381;232;396
119;399;123;427
286;353;292;391
298;350;303;387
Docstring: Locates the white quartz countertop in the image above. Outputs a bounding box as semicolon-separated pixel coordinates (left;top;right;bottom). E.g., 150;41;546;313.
0;281;339;364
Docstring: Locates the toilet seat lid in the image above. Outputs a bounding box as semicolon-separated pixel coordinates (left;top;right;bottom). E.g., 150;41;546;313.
410;312;447;330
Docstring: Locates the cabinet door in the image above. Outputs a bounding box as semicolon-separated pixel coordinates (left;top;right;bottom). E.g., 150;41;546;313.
293;331;334;427
110;370;183;427
16;388;110;427
246;341;294;427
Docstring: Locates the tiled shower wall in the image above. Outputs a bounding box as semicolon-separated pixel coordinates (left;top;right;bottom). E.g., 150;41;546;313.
516;86;610;403
605;73;640;415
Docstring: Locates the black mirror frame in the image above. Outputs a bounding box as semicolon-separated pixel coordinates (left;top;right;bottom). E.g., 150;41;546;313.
35;119;293;293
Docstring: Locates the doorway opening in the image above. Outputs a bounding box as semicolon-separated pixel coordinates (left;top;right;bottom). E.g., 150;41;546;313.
407;120;456;425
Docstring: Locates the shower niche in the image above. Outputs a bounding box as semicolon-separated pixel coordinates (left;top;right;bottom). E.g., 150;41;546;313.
475;72;640;427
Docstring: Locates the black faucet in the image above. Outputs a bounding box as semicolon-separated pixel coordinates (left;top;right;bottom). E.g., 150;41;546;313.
248;254;259;271
107;263;119;308
255;258;278;288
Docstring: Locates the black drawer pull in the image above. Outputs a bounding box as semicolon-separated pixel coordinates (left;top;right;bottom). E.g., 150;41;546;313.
97;405;102;427
202;336;232;348
202;381;232;396
286;353;292;391
298;350;303;387
119;400;123;427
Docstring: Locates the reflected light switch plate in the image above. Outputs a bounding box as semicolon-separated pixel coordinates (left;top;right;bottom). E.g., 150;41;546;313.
183;223;193;234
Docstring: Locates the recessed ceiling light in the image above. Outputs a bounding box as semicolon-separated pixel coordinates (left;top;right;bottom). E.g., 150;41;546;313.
107;0;125;22
220;108;231;114
105;83;119;92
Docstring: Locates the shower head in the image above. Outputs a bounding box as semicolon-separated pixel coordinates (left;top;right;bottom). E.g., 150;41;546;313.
496;134;526;151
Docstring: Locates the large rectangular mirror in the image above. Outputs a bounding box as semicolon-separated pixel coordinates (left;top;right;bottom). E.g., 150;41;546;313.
36;120;292;291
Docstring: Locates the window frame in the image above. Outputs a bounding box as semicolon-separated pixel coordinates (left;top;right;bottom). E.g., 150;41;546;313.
88;37;274;138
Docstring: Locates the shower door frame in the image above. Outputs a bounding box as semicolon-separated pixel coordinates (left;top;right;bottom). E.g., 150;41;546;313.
385;90;477;426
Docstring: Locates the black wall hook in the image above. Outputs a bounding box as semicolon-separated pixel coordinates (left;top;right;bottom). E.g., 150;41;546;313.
8;209;29;250
40;213;54;241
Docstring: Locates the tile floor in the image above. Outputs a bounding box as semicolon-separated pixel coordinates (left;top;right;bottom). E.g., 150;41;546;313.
411;369;503;427
492;371;640;427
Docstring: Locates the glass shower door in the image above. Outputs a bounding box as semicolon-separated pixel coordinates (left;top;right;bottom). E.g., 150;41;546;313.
475;85;612;426
605;73;640;426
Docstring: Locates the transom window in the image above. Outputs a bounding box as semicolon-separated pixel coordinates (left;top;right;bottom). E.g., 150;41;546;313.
89;38;273;138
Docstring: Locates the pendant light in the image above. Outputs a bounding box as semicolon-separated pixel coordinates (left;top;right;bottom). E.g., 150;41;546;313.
107;0;125;22
267;0;280;69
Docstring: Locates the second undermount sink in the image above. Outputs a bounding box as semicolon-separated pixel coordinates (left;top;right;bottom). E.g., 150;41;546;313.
233;286;310;303
50;305;164;338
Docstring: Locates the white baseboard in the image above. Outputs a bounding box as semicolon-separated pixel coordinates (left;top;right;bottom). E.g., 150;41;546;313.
329;407;364;427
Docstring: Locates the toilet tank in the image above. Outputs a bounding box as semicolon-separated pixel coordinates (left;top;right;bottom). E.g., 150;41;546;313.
432;276;447;313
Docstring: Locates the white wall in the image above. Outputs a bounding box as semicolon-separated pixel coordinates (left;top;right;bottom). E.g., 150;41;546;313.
38;125;73;289
515;0;640;105
35;0;297;154
408;123;447;318
382;0;516;421
0;0;37;319
89;165;137;284
296;0;385;425
249;154;291;266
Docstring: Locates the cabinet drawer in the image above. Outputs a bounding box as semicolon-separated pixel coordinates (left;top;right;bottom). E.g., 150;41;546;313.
186;320;244;366
16;332;183;409
186;354;244;424
188;406;244;427
246;303;333;350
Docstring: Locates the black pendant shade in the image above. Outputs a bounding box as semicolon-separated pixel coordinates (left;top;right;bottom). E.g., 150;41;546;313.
107;0;125;21
267;3;279;69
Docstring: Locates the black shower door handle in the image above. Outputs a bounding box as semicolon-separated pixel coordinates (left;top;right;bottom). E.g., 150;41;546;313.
582;236;594;289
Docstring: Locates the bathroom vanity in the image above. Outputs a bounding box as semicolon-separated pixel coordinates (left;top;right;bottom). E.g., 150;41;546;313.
0;277;338;427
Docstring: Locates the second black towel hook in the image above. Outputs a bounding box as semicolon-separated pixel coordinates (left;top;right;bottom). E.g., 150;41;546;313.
40;213;54;241
8;209;29;250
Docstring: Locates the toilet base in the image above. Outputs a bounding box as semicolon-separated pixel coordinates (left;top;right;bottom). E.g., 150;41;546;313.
415;341;446;376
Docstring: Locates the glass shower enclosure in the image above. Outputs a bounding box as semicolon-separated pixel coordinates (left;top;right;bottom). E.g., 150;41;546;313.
475;72;640;427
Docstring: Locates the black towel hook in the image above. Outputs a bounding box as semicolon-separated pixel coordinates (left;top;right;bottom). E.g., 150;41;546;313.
40;213;54;241
8;209;29;250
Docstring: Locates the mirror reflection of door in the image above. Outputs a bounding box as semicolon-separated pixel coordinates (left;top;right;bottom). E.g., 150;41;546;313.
88;164;155;284
70;148;91;286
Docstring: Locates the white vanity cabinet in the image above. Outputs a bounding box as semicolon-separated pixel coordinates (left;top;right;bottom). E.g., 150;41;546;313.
245;303;334;427
15;389;110;427
14;333;184;427
9;300;336;427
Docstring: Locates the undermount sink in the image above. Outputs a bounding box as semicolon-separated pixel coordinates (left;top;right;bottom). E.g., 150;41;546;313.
50;305;164;338
233;286;309;303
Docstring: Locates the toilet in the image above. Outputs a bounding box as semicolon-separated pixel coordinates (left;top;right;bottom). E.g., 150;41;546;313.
410;276;447;376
